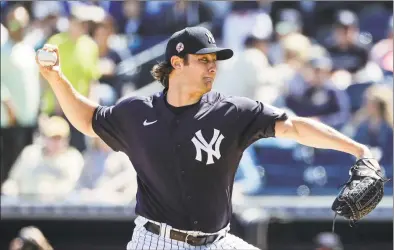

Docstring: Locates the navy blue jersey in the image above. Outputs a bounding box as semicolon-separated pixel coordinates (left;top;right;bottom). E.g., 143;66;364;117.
92;90;287;233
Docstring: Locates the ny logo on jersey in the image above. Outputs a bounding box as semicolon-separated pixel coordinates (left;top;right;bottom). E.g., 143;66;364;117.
191;129;224;165
205;32;215;44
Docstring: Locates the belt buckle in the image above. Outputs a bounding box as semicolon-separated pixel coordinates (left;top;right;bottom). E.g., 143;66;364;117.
184;233;192;244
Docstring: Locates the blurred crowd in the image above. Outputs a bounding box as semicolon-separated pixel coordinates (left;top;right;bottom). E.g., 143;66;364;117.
0;1;392;204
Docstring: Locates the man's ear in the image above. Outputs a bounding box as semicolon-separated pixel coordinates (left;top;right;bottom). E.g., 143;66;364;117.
170;56;182;69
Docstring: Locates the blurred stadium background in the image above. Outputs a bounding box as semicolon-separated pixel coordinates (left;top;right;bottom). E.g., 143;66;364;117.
0;1;392;250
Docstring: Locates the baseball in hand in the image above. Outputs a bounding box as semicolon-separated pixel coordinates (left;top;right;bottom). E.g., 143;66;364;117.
37;49;58;67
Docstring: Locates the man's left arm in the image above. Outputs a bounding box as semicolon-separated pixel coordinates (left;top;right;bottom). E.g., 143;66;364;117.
275;116;388;223
275;116;372;159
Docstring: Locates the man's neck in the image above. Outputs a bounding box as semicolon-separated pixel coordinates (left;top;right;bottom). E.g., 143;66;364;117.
9;33;23;43
337;40;353;50
68;31;83;42
166;85;205;107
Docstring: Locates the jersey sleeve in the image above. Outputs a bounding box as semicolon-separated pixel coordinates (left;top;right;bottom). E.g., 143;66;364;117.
234;97;288;149
91;98;134;152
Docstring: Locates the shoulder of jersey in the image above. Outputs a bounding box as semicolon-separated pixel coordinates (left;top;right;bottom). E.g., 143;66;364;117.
201;90;225;104
221;95;259;112
116;92;160;107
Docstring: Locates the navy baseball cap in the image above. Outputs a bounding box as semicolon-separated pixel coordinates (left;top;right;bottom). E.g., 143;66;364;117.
165;26;233;63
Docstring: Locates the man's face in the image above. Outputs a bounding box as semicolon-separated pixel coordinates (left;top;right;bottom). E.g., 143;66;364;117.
364;97;382;117
123;0;140;19
6;6;30;36
307;67;330;87
93;24;112;45
68;17;86;38
43;135;68;155
180;53;218;93
334;26;358;46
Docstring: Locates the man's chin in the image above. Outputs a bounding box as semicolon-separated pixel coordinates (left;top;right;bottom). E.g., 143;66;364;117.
203;80;213;89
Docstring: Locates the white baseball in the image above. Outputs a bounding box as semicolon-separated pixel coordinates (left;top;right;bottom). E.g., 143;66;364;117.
37;49;58;67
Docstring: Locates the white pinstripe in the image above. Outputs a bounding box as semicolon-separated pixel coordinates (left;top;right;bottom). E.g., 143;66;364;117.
126;216;259;250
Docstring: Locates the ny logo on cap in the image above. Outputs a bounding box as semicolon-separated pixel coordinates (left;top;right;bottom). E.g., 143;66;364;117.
205;32;215;44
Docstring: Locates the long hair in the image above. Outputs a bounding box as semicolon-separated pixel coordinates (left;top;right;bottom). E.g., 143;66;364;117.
353;84;393;128
150;61;173;88
150;55;189;88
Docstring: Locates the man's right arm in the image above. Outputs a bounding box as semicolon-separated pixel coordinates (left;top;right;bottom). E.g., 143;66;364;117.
47;71;98;137
36;44;98;137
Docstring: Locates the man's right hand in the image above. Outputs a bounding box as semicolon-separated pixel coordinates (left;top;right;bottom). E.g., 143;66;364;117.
35;44;61;83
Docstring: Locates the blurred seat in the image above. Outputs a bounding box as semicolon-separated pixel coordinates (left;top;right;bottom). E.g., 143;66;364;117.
301;164;348;196
311;149;354;166
345;82;373;113
259;163;393;196
381;164;393;181
380;164;393;196
129;35;168;54
253;138;306;166
306;164;349;196
358;4;392;43
254;164;306;196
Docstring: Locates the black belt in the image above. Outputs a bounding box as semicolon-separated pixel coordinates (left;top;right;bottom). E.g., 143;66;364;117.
144;221;220;246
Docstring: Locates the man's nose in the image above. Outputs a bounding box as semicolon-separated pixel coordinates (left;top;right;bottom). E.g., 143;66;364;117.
208;62;217;73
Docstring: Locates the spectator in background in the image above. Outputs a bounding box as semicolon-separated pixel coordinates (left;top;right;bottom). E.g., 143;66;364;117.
42;4;102;152
1;116;84;202
91;15;123;98
204;1;232;21
75;136;137;204
138;0;214;36
285;56;351;129
29;1;64;50
353;85;393;165
1;23;16;130
1;84;17;128
270;8;304;65
314;232;343;250
272;32;312;103
75;83;117;190
324;10;369;75
162;0;214;33
233;146;264;196
123;0;142;45
98;1;129;35
70;83;137;204
370;15;393;79
222;1;272;53
9;226;53;250
93;151;137;204
77;136;114;190
214;27;273;100
1;22;9;44
140;1;172;29
0;24;14;130
0;5;41;185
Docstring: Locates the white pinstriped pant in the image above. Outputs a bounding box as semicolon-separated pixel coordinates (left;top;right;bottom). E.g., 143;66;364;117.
126;216;259;250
